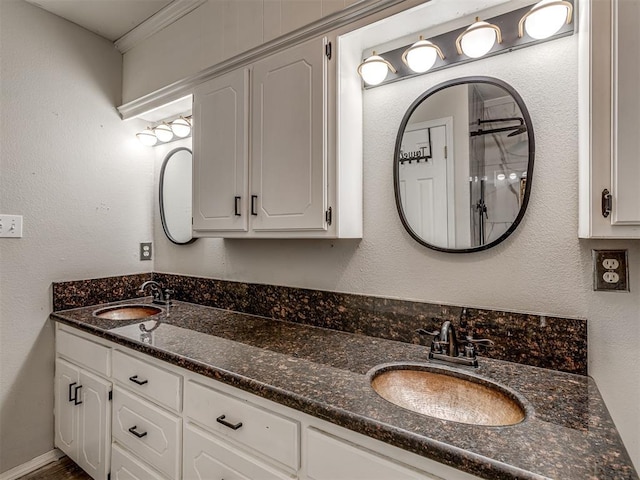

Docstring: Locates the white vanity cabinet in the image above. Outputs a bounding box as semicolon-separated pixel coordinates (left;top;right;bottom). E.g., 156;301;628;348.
55;323;481;480
579;0;640;238
192;36;362;239
55;331;112;480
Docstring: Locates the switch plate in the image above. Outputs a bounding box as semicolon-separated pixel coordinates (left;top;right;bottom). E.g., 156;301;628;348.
0;215;23;238
139;242;152;261
593;250;629;292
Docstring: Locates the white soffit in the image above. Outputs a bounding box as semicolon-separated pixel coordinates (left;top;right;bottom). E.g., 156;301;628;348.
25;0;173;41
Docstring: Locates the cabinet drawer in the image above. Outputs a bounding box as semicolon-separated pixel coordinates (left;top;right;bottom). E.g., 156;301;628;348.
183;423;290;480
184;380;299;471
111;443;167;480
112;349;182;412
57;329;110;376
306;428;436;480
112;387;181;479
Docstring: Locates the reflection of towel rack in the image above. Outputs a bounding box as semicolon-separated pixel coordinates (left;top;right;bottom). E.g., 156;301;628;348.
399;127;433;164
470;117;526;137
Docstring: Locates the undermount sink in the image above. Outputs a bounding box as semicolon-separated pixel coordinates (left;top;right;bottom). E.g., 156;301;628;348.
370;365;526;426
93;305;162;320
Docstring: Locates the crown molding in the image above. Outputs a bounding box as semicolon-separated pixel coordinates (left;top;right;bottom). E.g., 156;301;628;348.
117;0;413;119
114;0;207;54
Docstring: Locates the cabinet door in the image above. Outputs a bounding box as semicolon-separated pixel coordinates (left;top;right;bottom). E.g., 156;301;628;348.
611;0;640;227
251;36;328;232
55;358;80;457
193;68;249;233
77;369;111;480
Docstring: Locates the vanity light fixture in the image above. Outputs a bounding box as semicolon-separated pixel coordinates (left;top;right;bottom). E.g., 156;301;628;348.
456;17;502;58
154;122;174;143
518;0;573;40
137;115;193;146
402;36;445;73
136;127;158;147
357;51;397;86
357;1;574;89
170;116;191;138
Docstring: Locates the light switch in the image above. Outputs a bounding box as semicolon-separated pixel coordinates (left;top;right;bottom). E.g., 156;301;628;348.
0;215;23;238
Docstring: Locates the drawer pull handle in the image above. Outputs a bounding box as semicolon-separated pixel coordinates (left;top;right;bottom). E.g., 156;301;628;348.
216;415;243;430
128;426;148;439
73;385;83;405
129;375;148;386
251;195;258;216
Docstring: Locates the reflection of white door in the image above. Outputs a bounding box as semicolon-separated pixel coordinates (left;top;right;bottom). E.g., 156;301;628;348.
399;121;453;247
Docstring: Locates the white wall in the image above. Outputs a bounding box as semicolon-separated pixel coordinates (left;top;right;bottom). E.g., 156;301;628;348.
155;35;640;468
0;1;155;473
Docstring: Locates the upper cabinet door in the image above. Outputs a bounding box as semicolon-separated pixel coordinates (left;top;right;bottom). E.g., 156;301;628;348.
251;37;328;232
579;0;640;238
611;0;640;228
193;68;249;233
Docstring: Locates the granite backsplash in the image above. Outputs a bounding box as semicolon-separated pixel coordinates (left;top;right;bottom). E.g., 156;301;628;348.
52;272;587;375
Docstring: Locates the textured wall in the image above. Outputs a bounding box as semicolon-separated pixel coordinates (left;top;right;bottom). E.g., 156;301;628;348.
0;1;155;473
155;35;640;468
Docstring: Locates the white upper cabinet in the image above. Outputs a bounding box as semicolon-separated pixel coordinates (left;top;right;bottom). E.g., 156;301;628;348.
579;0;640;238
251;37;328;233
193;36;361;239
193;68;249;233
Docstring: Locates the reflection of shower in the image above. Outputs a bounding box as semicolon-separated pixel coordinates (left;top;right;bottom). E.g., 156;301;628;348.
470;117;527;137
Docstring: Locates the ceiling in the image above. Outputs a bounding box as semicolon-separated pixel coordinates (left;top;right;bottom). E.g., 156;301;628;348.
25;0;172;41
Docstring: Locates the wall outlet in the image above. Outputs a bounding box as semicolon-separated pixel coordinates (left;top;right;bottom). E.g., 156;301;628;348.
593;250;629;292
0;214;23;238
140;242;152;261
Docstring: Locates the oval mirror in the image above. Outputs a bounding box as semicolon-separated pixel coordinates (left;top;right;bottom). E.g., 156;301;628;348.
394;77;534;253
160;147;196;245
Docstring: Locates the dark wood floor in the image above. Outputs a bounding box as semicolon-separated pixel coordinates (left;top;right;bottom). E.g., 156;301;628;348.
17;456;91;480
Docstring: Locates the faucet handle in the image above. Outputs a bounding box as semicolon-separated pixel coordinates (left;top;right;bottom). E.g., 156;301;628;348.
417;328;440;337
464;336;494;349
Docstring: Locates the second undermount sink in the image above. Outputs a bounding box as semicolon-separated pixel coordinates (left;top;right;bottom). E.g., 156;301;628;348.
370;365;526;426
93;304;162;320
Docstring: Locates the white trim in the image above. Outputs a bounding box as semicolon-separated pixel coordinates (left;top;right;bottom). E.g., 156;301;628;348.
114;0;207;54
0;449;65;480
117;0;409;120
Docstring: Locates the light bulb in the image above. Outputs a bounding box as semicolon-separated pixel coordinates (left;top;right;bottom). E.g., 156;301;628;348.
402;38;444;73
154;123;174;142
497;173;506;181
170;117;191;138
457;19;502;58
136;128;157;146
509;172;518;180
357;53;395;86
522;0;572;40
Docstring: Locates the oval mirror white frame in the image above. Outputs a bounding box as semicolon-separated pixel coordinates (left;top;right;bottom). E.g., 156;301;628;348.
394;77;535;253
160;147;196;245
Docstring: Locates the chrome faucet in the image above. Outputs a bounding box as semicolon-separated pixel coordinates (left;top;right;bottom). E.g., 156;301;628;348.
139;281;173;306
418;315;493;368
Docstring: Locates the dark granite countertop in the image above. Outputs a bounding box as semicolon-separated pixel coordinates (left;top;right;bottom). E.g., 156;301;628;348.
51;299;638;480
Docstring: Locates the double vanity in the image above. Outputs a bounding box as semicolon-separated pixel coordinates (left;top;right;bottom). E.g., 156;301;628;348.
50;276;638;480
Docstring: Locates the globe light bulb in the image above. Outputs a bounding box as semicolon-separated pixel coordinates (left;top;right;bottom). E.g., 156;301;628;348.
170;117;191;138
136;128;157;146
457;19;502;59
154;123;174;143
403;38;443;73
523;0;572;40
357;53;395;86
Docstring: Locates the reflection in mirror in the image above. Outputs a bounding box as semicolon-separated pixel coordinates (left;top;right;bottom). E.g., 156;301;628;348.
394;77;534;253
160;147;196;245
